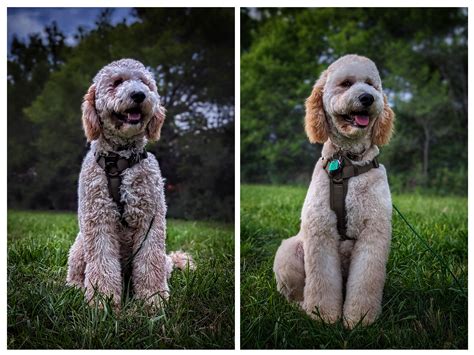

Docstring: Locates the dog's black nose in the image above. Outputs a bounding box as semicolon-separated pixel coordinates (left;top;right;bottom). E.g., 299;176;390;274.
131;91;146;103
359;93;374;107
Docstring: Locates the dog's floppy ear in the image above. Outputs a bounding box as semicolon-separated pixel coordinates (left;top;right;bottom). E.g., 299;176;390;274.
81;84;101;142
305;70;329;144
146;102;166;141
372;94;395;146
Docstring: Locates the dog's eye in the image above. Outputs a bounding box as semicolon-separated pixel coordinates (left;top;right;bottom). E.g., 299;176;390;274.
340;80;353;88
365;80;373;87
113;79;123;87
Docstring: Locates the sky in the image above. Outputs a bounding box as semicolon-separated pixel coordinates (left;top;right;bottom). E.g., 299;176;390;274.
7;8;136;53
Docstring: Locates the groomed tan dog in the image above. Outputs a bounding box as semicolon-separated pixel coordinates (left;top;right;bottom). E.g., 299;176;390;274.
66;59;193;310
273;54;394;328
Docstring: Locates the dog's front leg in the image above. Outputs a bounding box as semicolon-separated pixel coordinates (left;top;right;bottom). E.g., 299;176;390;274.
82;219;123;310
343;224;391;329
131;214;170;310
302;227;343;323
79;164;123;310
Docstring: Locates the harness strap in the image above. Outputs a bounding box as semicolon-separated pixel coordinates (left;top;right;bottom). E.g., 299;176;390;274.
326;155;379;241
330;177;348;237
96;150;148;217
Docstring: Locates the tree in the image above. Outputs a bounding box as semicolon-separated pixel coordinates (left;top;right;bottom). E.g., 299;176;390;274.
8;8;235;220
8;28;68;207
241;8;467;194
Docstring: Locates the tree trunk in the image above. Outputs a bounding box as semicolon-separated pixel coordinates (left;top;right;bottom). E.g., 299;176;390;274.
422;125;430;182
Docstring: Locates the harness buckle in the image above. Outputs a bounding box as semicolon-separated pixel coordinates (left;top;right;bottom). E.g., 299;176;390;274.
95;150;148;219
104;157;120;177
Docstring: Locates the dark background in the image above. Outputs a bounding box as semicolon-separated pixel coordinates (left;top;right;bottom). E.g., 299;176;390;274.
241;8;467;195
8;8;235;222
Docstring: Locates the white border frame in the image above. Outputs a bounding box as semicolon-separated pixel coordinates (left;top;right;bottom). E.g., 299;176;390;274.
2;1;472;353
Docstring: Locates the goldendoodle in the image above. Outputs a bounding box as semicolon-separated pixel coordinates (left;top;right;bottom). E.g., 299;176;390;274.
273;54;395;328
66;59;193;310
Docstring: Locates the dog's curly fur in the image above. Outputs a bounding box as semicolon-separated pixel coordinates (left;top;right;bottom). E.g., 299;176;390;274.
66;59;194;310
273;55;395;328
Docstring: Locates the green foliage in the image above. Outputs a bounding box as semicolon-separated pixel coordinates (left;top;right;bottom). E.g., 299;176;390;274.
167;125;234;221
7;23;71;208
241;184;467;349
241;8;467;194
7;210;234;349
8;8;234;221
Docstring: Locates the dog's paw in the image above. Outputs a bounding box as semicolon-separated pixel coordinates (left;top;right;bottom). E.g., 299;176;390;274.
85;286;121;312
86;295;121;313
66;278;85;290
142;291;169;312
343;309;379;329
303;302;341;324
343;315;371;329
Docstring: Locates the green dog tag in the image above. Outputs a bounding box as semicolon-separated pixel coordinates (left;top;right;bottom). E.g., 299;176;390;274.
328;159;340;172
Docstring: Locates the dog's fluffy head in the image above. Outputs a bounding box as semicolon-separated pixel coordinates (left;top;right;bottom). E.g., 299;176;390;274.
82;58;165;143
305;54;394;147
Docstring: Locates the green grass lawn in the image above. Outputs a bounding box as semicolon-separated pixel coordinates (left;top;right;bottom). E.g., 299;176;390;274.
7;210;234;349
241;184;467;349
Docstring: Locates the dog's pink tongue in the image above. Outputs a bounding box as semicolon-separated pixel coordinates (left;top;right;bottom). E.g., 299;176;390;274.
354;115;369;127
127;112;141;122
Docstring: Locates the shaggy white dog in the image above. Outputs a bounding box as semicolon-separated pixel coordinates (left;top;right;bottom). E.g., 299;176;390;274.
66;59;193;310
273;54;395;328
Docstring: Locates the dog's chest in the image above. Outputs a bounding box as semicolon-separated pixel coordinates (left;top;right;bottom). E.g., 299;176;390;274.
344;175;376;236
303;160;391;239
115;163;164;226
344;168;391;236
119;163;162;206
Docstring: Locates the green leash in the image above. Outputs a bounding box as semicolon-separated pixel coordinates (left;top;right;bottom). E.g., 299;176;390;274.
392;204;464;293
122;216;155;295
127;216;155;265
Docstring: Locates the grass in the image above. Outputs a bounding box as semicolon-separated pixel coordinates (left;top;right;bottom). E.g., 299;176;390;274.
7;210;234;349
241;184;467;349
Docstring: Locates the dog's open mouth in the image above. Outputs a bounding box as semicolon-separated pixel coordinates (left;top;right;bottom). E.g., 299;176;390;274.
113;107;142;125
341;111;370;128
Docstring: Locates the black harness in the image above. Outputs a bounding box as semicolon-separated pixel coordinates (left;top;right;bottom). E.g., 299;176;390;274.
324;154;379;241
96;150;148;216
96;149;153;291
